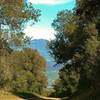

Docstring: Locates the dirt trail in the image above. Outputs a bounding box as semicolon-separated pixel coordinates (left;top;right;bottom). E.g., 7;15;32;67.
30;93;61;100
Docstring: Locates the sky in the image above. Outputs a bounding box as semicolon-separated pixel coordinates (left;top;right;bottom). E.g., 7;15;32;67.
24;0;76;40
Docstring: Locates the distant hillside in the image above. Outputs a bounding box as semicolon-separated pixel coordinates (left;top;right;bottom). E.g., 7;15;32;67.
27;39;52;61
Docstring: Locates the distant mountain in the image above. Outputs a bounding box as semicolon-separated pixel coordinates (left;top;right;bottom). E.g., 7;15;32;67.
27;39;62;87
27;39;52;61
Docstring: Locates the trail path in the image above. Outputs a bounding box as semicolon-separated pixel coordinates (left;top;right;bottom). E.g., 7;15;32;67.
29;93;61;100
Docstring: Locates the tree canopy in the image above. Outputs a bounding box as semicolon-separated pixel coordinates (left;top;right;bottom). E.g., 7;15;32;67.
0;0;40;47
0;0;47;95
49;0;100;98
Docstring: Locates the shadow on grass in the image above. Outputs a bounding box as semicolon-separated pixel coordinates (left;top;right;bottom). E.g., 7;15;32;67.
12;92;34;99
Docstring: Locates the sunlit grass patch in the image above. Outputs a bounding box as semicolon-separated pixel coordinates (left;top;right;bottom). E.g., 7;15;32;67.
0;91;24;100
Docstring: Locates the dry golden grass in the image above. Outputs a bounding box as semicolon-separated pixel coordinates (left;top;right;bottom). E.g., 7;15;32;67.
0;91;61;100
0;91;24;100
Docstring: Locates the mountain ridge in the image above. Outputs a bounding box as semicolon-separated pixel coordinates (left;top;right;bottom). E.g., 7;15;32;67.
27;39;53;61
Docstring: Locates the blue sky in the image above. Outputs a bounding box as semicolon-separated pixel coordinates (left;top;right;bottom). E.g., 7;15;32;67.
24;0;75;40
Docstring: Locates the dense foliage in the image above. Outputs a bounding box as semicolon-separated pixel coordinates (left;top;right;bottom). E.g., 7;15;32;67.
49;0;100;98
0;48;47;94
0;0;40;46
0;0;47;95
0;42;47;94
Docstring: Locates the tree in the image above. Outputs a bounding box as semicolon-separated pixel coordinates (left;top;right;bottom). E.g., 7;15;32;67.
0;0;40;48
49;0;100;98
9;48;47;94
0;0;44;93
0;56;12;90
49;10;82;97
49;10;79;64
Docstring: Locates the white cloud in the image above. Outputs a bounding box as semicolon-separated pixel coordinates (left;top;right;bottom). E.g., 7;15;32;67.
28;0;73;5
24;26;55;40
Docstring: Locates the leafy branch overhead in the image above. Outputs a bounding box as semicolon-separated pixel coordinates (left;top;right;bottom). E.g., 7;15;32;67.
0;0;41;46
